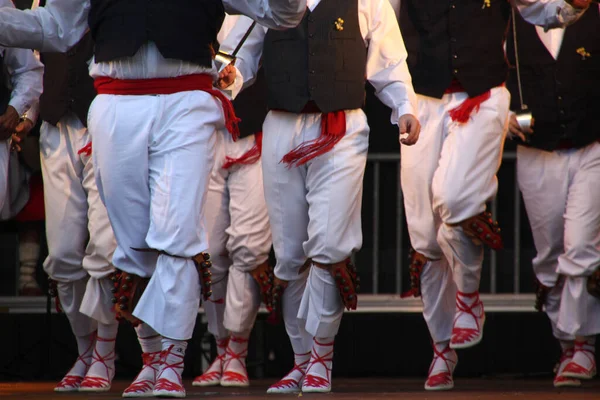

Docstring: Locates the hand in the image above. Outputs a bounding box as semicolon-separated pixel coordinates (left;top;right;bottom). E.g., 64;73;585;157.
508;112;533;142
565;0;591;9
0;106;21;140
398;114;421;146
216;64;236;89
10;118;34;152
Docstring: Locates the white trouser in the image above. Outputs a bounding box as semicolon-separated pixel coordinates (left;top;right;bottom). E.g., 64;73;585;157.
203;131;272;337
262;109;368;347
518;143;600;337
88;91;223;340
401;87;510;340
40;112;117;326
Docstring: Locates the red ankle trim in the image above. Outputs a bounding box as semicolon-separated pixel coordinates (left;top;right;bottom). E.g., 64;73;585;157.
313;338;334;347
230;336;249;344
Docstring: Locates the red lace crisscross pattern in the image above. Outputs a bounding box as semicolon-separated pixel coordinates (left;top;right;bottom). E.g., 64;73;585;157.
56;333;96;390
80;336;116;389
193;338;229;384
221;337;249;383
154;345;185;393
77;142;92;157
269;352;311;390
563;341;596;376
123;351;162;395
304;340;334;389
426;344;456;388
451;291;484;345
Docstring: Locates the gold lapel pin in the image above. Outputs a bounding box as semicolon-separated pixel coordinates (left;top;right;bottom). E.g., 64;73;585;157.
334;17;344;31
576;47;591;60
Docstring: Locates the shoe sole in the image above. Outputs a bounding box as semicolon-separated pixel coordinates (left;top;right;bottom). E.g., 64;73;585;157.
79;386;111;392
561;370;597;380
267;387;301;394
153;389;186;398
192;381;220;387
302;387;332;393
425;382;454;391
220;381;249;388
54;387;80;392
554;379;582;388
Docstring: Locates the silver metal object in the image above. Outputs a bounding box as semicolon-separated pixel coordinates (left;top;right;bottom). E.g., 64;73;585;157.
214;21;257;72
515;110;533;131
511;8;533;136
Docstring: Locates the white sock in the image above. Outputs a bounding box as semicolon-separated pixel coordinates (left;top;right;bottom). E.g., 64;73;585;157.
306;337;334;380
67;332;95;377
85;323;117;380
429;341;456;376
158;338;187;384
223;331;249;376
454;291;483;330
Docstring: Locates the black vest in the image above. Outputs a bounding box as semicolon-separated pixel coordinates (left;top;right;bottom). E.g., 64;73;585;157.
0;55;10;115
263;0;367;113
399;0;510;99
507;7;600;151
39;33;96;127
88;0;225;66
233;68;268;138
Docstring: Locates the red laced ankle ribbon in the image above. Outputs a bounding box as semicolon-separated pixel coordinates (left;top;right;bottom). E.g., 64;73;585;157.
123;351;162;394
280;109;346;168
194;338;229;383
155;345;185;392
304;340;334;388
80;336;116;388
94;74;240;141
452;291;484;344
55;333;97;389
270;351;311;390
221;336;249;383
222;132;263;169
426;343;455;387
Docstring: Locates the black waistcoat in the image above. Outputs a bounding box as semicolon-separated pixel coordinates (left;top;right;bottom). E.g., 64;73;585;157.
88;0;225;67
233;68;268;138
39;33;96;127
399;0;511;98
506;7;600;151
263;0;367;113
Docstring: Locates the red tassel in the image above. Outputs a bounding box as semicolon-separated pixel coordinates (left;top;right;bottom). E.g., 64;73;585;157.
206;88;241;141
222;132;263;169
281;111;346;168
448;91;491;124
78;142;92;156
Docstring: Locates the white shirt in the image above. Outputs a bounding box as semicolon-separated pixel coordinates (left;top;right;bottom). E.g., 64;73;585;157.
0;0;43;118
220;0;418;124
0;0;307;81
534;4;600;59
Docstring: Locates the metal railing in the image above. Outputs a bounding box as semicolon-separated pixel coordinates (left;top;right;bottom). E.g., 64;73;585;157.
361;150;527;296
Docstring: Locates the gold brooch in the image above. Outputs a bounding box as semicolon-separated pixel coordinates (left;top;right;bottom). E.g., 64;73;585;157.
576;47;591;60
482;0;491;8
334;17;344;31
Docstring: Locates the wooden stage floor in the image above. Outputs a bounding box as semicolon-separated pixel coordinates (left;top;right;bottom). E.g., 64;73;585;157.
1;378;599;399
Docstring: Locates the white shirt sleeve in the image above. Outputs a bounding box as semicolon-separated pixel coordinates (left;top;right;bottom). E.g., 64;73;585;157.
0;0;89;52
0;2;44;117
219;17;266;89
361;0;417;125
223;0;307;29
514;0;586;30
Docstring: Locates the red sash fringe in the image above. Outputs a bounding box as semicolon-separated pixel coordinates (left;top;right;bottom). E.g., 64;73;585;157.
281;110;346;168
222;132;263;169
445;79;492;124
